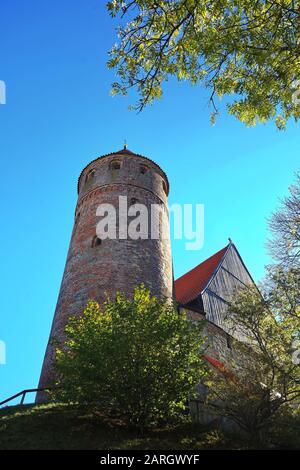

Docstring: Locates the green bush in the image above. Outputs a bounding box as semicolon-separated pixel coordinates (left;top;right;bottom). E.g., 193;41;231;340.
52;285;208;427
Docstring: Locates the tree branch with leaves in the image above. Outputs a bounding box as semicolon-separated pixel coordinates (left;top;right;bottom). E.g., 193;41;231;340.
205;278;300;446
107;0;300;129
268;173;300;266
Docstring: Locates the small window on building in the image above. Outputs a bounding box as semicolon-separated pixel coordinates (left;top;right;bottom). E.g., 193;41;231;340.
85;169;95;184
140;165;148;175
226;334;232;350
130;197;138;206
110;160;121;170
162;180;167;195
92;236;102;247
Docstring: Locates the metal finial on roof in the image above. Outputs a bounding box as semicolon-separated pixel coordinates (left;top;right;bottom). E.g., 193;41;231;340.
228;237;233;244
124;139;128;149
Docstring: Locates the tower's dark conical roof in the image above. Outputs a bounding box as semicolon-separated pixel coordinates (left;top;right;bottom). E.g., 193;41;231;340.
77;147;169;194
111;147;137;156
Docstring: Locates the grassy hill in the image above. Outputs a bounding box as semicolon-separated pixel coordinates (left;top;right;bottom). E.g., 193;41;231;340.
1;403;298;450
0;403;244;450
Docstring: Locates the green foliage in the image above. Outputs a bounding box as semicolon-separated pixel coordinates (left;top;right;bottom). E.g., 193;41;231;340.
268;408;300;449
206;273;300;445
0;403;254;450
207;364;286;446
0;402;298;449
52;285;208;427
205;172;300;445
107;0;300;128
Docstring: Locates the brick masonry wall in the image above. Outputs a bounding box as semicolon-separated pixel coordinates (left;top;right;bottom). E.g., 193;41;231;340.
184;308;235;365
36;153;173;401
184;308;247;427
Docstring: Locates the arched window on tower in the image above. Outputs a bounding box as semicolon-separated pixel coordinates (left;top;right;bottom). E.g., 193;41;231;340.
110;160;121;171
92;236;102;247
130;197;139;206
85;168;95;185
140;165;148;175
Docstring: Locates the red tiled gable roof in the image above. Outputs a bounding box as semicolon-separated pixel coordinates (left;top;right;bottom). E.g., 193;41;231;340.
204;354;235;379
204;355;226;372
175;245;228;305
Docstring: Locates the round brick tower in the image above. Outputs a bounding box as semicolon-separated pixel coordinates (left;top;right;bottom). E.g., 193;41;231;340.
36;146;173;401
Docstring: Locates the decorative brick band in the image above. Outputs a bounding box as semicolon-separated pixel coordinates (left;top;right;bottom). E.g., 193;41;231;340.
75;182;166;216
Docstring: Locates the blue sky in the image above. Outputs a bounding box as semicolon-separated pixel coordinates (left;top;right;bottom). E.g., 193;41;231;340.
0;0;299;403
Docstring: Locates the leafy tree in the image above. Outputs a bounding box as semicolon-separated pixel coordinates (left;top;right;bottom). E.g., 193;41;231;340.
52;285;208;427
268;173;300;267
206;278;300;446
206;356;289;447
205;172;300;444
107;0;300;129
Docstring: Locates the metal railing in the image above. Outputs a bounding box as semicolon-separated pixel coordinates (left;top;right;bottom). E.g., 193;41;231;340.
0;388;52;408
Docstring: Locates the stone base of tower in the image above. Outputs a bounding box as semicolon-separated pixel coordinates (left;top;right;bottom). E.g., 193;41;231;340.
35;342;57;403
35;389;51;404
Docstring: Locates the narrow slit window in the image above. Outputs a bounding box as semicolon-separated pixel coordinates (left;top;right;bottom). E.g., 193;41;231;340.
92;236;102;247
